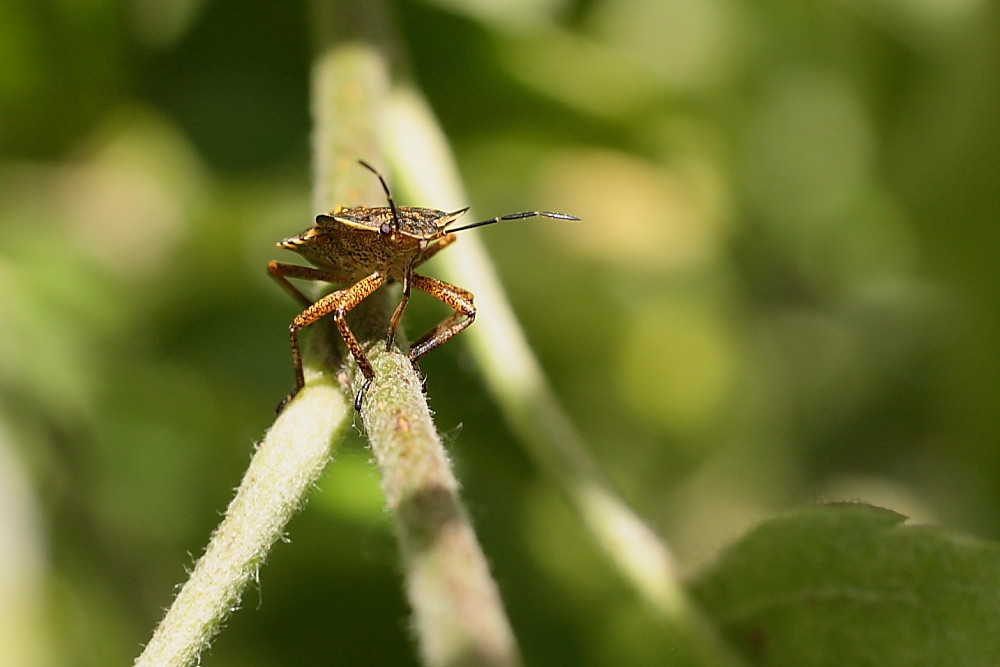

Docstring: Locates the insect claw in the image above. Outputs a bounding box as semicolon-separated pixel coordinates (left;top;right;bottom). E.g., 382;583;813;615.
276;390;297;414
355;376;374;412
409;360;429;394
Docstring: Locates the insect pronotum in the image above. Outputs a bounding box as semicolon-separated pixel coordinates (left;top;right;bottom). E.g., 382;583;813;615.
268;160;579;412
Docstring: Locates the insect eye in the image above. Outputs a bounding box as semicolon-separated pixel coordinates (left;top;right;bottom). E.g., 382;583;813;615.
379;221;393;236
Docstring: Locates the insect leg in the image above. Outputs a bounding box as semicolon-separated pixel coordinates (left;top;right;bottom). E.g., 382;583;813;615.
280;272;386;413
386;234;461;349
386;257;417;352
268;261;344;307
408;274;476;389
388;235;462;359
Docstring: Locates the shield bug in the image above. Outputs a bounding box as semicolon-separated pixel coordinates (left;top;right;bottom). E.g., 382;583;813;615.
268;160;579;412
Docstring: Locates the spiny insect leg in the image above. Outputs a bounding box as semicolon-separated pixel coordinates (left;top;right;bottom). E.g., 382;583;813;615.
331;275;387;411
387;235;460;350
267;261;344;307
386;259;417;352
279;271;385;413
408;274;476;389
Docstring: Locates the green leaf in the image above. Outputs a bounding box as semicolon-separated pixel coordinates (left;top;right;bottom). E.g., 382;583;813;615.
691;503;1000;665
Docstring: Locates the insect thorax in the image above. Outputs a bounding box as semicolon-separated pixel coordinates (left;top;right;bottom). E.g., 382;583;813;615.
285;222;431;282
333;206;454;238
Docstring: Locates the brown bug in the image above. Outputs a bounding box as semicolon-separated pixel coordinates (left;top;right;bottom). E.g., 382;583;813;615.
268;160;579;412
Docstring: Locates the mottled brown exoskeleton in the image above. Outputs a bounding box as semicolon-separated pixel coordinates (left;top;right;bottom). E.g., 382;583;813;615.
268;160;579;412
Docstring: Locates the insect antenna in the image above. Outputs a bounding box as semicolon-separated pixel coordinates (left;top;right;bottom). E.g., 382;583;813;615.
447;210;580;234
358;160;402;233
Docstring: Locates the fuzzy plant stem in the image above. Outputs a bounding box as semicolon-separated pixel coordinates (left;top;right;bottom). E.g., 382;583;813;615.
386;88;743;665
136;1;518;664
314;2;521;663
134;12;383;666
349;312;522;667
133;379;349;667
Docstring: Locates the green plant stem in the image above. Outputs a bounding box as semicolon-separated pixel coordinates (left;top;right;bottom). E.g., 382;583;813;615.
134;377;348;667
310;0;392;214
138;7;386;667
351;332;522;666
135;10;388;666
314;0;521;661
386;86;742;665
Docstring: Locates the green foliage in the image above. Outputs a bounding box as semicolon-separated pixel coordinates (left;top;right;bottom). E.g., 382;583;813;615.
694;504;1000;664
2;0;1000;664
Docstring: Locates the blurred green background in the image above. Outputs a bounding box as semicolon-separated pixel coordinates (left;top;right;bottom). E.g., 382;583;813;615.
2;0;999;664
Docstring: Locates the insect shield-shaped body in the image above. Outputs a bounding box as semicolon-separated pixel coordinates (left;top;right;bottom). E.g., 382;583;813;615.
278;205;467;284
268;160;578;413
